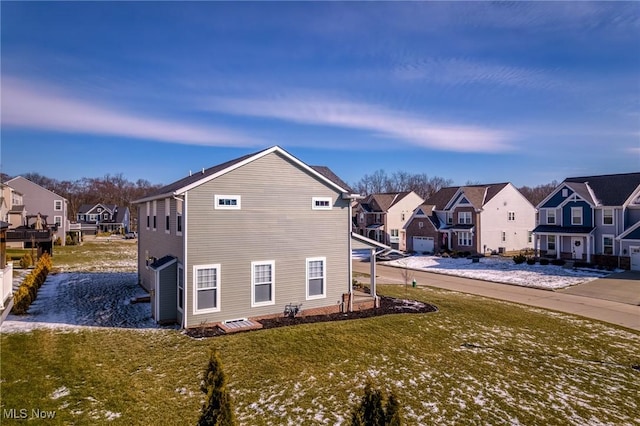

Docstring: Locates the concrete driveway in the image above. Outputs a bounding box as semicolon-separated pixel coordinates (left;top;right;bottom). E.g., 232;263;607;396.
560;270;640;306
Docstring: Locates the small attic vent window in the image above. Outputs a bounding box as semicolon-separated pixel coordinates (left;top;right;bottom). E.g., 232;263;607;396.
312;197;332;210
215;195;241;210
562;188;568;197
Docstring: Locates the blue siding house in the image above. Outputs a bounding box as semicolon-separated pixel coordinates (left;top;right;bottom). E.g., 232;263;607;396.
532;172;640;270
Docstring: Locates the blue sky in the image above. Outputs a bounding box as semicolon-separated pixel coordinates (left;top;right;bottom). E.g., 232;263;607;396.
2;2;639;188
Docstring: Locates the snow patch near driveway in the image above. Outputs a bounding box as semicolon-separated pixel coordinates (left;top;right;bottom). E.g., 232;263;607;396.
1;272;160;333
385;256;613;290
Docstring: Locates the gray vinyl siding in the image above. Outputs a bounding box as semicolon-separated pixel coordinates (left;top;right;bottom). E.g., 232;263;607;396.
138;198;184;292
184;151;349;326
157;262;178;323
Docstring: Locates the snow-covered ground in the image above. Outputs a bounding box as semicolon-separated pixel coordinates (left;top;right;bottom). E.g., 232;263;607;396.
1;272;159;333
384;255;614;290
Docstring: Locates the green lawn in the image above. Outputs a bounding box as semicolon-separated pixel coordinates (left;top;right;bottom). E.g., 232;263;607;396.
1;240;638;424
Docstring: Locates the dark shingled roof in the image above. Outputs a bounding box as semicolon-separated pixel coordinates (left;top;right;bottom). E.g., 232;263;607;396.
150;255;177;270
564;172;640;206
310;165;354;193
532;225;595;234
426;183;510;210
359;192;416;212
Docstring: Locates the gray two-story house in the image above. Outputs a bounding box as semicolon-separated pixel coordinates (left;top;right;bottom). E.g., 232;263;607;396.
5;176;69;246
134;146;364;328
76;203;131;234
532;172;640;269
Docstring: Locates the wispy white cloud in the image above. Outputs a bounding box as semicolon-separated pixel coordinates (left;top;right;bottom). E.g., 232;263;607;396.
1;76;259;147
204;94;514;153
393;57;559;91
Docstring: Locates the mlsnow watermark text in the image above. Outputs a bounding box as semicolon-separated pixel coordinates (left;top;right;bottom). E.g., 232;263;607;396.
3;408;57;420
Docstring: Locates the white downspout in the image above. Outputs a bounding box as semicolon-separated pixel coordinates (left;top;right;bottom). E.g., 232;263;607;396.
182;192;188;330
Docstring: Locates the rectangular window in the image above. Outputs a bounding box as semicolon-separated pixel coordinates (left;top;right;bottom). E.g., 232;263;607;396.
391;229;399;237
457;231;472;246
89;214;97;222
418;221;424;229
215;195;241;210
359;212;364;223
103;212;109;220
54;200;63;211
447;213;453;224
401;213;406;221
54;216;62;227
602;235;614;255
571;207;582;225
177;265;184;311
165;199;170;234
501;231;506;242
547;235;556;251
508;211;515;221
602;209;613;226
528;231;532;243
176;199;183;236
547;210;556;225
312;197;332;210
152;201;157;230
562;188;568;197
146;202;150;229
252;261;275;307
306;257;326;299
194;265;220;313
458;212;472;224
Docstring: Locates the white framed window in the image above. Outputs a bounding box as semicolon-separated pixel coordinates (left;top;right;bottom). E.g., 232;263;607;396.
54;216;62;227
103;212;109;220
54;200;63;211
571;207;582;225
97;207;102;213
152;201;157;230
528;231;532;243
177;265;184;312
375;213;381;222
193;264;220;314
602;235;614;255
251;260;275;307
547;235;556;251
306;257;326;300
508;211;515;221
446;213;453;224
359;212;364;223
602;209;614;226
547;210;556;225
176;199;183;236
458;231;472;246
418;221;424;229
562;188;568;197
89;214;97;222
458;211;472;224
215;195;241;210
146;202;150;230
501;231;506;242
312;197;332;210
390;229;399;237
165;199;171;234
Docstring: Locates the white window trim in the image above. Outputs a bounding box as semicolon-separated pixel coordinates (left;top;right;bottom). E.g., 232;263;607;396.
571;207;583;225
501;231;506;242
146;202;150;230
562;188;568;197
306;257;326;300
418;221;424;229
193;264;221;315
54;200;63;211
457;231;472;246
215;195;241;210
251;260;275;307
547;209;556;225
165;199;171;234
152;200;157;231
458;211;472;225
176;213;183;236
602;208;614;226
312;197;332;210
177;264;184;313
547;235;556;252
602;234;614;255
54;216;62;226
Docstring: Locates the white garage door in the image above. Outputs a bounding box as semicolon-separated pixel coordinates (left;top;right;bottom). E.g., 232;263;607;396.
413;236;434;253
631;246;640;271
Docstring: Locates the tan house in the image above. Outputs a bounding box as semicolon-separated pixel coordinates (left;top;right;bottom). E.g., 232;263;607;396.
134;146;372;328
405;183;535;254
353;191;424;250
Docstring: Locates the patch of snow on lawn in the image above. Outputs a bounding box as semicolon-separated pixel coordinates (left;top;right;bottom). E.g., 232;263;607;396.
386;255;612;289
1;272;160;333
50;386;70;399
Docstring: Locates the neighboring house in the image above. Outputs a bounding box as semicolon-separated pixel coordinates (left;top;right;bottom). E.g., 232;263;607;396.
405;183;535;254
75;203;131;234
5;176;68;246
532;172;640;270
0;183;25;229
134;146;367;328
353;191;424;250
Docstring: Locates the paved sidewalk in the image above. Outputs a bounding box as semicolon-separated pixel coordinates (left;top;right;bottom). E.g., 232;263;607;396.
353;261;640;332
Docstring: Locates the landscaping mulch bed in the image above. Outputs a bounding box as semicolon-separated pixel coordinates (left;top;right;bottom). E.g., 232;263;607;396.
185;296;437;339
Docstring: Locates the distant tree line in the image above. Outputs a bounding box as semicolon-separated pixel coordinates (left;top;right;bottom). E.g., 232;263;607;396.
351;170;557;205
1;172;162;227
